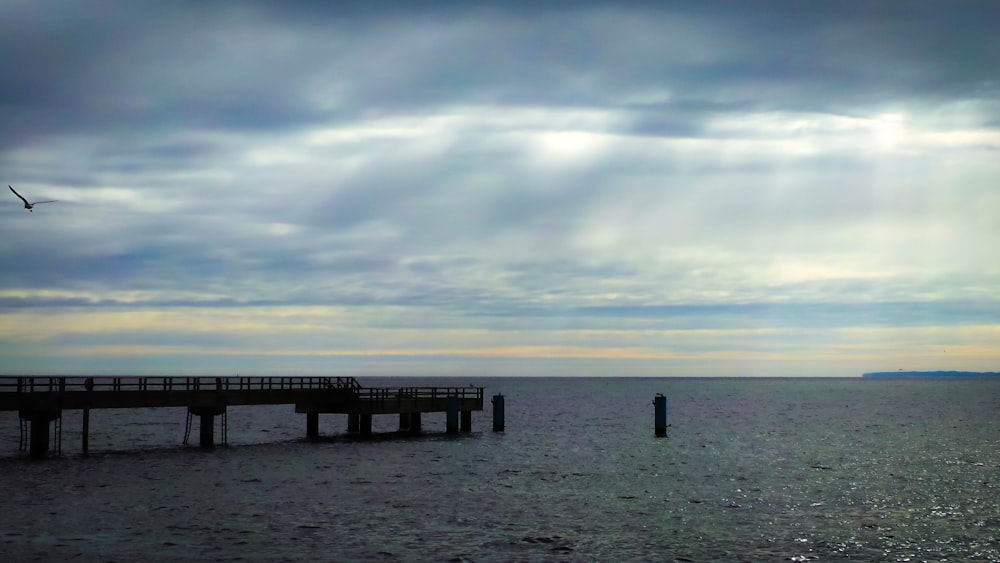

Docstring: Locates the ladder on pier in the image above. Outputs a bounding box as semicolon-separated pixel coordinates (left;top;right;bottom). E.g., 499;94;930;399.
182;410;228;446
18;417;27;451
183;411;193;445
17;416;62;455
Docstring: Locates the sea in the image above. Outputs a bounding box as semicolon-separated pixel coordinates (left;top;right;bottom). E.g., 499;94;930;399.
1;377;998;562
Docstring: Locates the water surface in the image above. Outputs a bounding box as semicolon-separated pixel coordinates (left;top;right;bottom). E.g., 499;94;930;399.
1;377;997;561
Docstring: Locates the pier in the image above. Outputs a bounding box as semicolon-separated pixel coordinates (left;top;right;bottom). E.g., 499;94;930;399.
0;376;484;458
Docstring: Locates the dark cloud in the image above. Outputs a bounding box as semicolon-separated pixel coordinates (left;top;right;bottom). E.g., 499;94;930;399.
1;1;998;375
2;0;998;152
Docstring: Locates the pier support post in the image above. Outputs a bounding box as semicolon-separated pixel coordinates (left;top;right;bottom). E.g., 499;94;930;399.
199;413;215;448
23;402;61;459
83;377;93;455
408;412;422;434
348;413;360;433
654;394;668;437
306;412;319;440
29;414;51;460
399;412;410;431
360;413;372;437
491;394;505;432
82;408;90;455
460;410;472;433
446;396;459;434
189;405;225;449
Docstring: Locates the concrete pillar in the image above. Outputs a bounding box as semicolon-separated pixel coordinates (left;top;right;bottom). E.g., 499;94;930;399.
348;413;360;433
491;394;505;432
360;413;372;436
25;402;60;460
189;405;225;448
460;410;472;433
654;394;668;437
306;412;319;440
199;413;215;448
446;396;459;434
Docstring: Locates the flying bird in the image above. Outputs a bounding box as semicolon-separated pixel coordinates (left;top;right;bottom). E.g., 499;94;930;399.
9;185;58;212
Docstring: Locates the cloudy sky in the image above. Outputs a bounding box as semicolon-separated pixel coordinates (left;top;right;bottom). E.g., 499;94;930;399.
1;1;998;378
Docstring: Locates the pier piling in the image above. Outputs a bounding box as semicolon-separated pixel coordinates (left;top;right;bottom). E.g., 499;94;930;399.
199;413;214;448
306;412;319;440
82;377;92;454
491;394;504;432
22;401;61;459
82;408;90;454
447;396;459;434
189;405;226;449
29;415;50;459
653;394;668;437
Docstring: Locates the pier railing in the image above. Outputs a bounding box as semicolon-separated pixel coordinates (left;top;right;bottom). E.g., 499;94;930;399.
0;377;488;410
359;386;484;403
0;376;362;396
0;376;482;416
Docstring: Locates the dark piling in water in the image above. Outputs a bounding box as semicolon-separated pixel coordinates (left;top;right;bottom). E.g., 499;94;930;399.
654;394;667;437
447;395;460;433
492;394;505;432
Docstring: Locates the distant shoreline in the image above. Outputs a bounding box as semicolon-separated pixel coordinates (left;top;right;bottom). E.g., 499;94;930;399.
862;371;1000;378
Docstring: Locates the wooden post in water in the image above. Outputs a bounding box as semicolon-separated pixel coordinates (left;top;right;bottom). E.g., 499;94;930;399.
408;412;422;434
360;413;373;436
348;413;360;433
306;412;319;440
29;413;50;459
654;394;668;437
460;410;472;433
491;394;504;432
199;413;214;448
446;396;459;434
82;377;93;455
82;408;90;454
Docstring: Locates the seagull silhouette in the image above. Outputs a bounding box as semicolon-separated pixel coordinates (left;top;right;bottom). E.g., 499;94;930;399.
9;185;58;212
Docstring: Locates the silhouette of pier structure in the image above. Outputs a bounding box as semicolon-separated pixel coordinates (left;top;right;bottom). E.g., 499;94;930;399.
0;376;484;458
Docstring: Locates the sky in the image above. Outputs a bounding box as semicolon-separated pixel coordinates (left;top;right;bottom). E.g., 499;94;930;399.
1;0;998;378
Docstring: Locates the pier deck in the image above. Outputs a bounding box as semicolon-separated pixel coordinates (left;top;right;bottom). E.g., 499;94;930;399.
0;376;485;457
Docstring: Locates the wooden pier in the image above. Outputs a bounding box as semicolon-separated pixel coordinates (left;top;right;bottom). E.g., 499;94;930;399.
0;376;484;458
